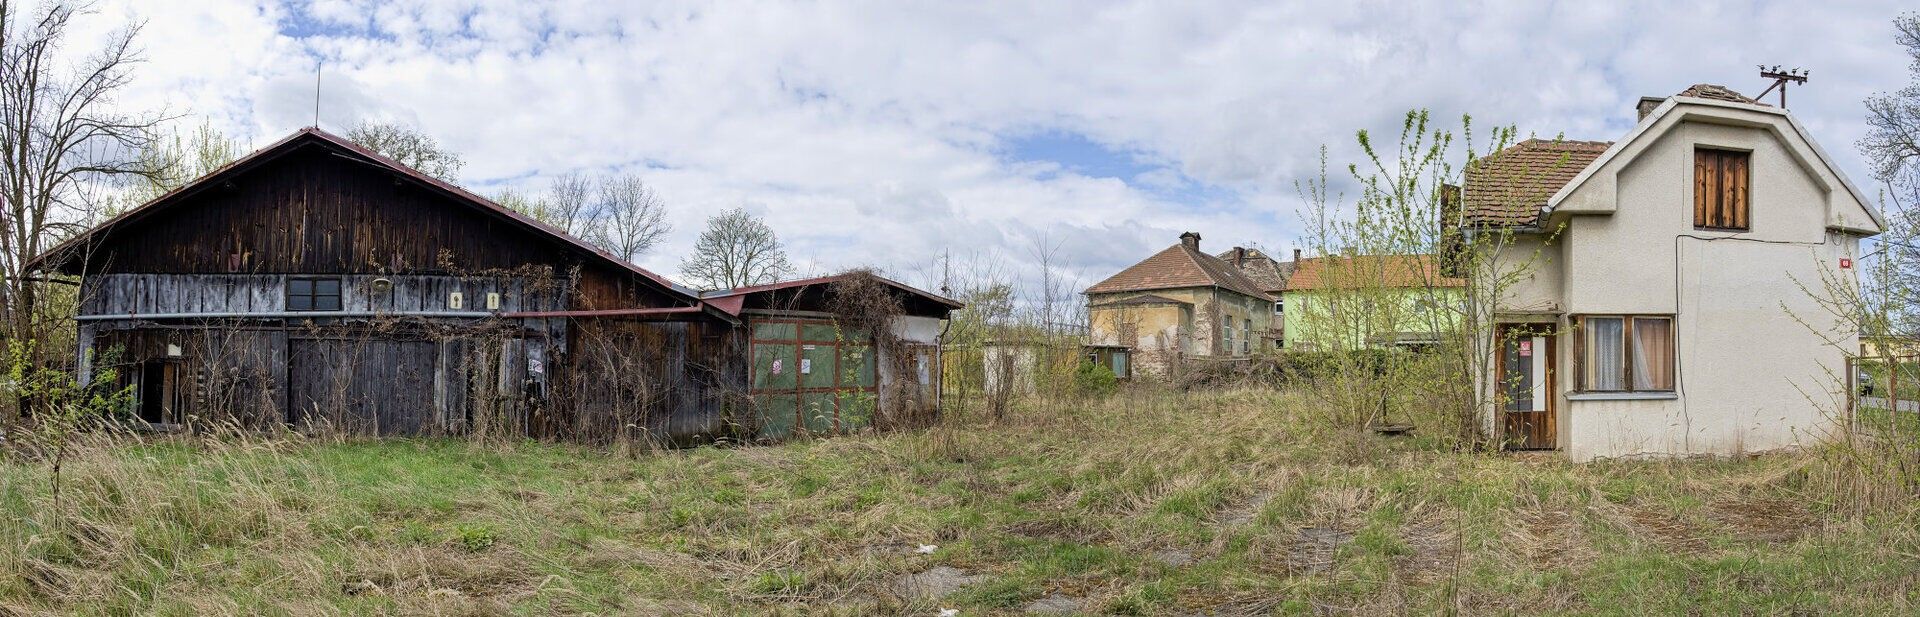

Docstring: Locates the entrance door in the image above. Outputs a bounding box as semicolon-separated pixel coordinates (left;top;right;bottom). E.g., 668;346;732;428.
137;361;172;424
1498;324;1556;450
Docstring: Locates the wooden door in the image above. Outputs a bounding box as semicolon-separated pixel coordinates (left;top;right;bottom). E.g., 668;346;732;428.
289;338;437;435
1498;324;1557;450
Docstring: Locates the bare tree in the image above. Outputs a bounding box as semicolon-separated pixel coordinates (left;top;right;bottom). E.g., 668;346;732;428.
1861;11;1920;334
343;120;464;180
124;120;239;208
1025;231;1081;335
589;174;669;262
0;1;165;387
679;207;790;290
543;172;592;238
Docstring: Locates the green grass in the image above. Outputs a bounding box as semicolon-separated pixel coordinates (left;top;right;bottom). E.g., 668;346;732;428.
2;387;1917;615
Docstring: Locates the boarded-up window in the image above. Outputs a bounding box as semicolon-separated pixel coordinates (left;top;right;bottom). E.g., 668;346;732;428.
1694;149;1750;230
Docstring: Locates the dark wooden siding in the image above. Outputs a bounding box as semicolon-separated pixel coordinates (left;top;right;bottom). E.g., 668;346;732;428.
554;320;744;443
69;145;679;309
79;274;569;316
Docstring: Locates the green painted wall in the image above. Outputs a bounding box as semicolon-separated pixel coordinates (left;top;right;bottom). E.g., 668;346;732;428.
1281;286;1464;350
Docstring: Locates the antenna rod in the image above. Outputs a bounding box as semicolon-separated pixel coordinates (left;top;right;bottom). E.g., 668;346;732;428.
313;61;322;128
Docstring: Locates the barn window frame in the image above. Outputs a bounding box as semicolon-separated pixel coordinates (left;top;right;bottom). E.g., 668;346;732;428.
1693;147;1751;231
286;277;343;312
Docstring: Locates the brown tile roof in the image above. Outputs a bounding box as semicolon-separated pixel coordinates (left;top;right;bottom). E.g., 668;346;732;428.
1095;293;1191;307
1215;248;1295;293
1460;138;1611;225
1087;242;1273;299
1284;254;1462;291
1677;83;1763;105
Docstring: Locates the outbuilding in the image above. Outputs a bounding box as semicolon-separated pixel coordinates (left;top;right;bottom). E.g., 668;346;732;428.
28;128;958;443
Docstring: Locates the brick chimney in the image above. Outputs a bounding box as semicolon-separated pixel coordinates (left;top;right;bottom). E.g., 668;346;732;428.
1636;96;1665;121
1230;246;1247;265
1292;248;1302;263
1180;231;1201;251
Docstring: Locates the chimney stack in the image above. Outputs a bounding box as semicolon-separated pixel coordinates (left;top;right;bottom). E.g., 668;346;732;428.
1231;246;1247;265
1292;248;1302;263
1636;96;1664;122
1180;231;1201;251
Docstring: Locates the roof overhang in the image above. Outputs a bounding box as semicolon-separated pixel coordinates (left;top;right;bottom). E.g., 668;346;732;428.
1543;97;1885;235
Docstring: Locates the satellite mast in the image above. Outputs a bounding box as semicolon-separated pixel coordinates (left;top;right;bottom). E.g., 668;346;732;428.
1754;65;1808;108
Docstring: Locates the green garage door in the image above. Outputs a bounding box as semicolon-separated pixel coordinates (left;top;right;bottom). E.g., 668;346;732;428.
749;318;876;440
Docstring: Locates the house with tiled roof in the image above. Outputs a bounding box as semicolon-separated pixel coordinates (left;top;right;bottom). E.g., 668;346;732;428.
1085;232;1276;377
1281;253;1465;351
1455;83;1882;460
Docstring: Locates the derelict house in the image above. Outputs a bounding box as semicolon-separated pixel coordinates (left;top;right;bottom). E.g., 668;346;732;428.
27;128;959;443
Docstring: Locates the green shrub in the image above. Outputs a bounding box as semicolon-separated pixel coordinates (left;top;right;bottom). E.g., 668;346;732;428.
1072;361;1118;398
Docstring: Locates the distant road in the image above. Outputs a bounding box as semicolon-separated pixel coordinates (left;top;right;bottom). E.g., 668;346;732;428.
1860;396;1920;414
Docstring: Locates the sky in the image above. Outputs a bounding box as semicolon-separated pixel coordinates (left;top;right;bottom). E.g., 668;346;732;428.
77;0;1919;297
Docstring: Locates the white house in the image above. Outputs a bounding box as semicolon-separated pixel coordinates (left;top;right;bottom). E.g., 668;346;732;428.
1461;84;1884;461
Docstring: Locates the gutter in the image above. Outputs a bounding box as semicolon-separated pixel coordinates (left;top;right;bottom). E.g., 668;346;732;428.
78;309;499;321
500;307;706;319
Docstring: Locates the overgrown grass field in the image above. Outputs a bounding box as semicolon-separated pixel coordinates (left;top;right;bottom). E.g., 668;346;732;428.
3;389;1917;615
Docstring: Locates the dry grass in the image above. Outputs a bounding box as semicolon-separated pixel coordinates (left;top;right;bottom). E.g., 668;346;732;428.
1;386;1917;615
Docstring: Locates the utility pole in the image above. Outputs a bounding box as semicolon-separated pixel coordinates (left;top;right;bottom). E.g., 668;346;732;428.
1754;65;1808;108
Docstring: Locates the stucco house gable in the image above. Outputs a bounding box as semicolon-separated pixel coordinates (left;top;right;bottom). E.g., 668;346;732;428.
1465;83;1883;461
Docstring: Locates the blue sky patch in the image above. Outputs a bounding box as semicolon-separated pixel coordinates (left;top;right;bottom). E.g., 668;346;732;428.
1001;129;1157;180
1000;129;1234;205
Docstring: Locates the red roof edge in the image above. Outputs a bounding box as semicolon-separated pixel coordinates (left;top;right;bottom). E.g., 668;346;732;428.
28;127;699;304
702;273;964;311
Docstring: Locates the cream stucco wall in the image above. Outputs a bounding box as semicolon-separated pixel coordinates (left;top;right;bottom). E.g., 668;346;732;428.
1087;287;1275;377
1489;100;1877;461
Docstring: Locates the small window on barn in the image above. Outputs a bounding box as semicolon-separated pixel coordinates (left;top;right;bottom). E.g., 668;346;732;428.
287;278;342;311
1694;148;1750;231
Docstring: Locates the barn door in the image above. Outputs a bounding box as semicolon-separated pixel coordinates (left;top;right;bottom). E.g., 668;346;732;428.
1498;324;1556;450
289;338;437;435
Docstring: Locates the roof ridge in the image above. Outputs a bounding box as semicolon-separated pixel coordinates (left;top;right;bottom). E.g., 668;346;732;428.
28;128;701;304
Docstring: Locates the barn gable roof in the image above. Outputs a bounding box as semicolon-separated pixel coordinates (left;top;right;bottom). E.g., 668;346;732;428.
29;127;700;303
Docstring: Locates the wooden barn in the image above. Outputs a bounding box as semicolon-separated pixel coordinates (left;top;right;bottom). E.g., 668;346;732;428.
27;128;958;443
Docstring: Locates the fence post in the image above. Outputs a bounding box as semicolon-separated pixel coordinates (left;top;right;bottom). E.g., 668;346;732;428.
1890;356;1900;436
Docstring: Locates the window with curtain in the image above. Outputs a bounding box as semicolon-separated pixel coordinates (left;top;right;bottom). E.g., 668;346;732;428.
1578;315;1673;392
1632;318;1674;390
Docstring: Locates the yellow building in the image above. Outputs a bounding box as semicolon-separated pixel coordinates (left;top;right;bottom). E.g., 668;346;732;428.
1085;232;1276;377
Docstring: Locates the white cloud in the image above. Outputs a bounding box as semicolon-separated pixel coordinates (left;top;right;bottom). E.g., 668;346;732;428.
91;0;1917;299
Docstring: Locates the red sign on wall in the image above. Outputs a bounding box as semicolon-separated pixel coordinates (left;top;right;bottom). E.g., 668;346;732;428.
1518;340;1533;357
1840;257;1853;269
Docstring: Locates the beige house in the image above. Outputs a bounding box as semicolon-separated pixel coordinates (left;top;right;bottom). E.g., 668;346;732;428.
1085;232;1275;377
1463;84;1882;460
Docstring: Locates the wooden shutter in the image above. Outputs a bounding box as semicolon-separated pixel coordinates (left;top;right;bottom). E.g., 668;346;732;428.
1694;149;1750;230
1693;152;1714;227
1724;152;1749;229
